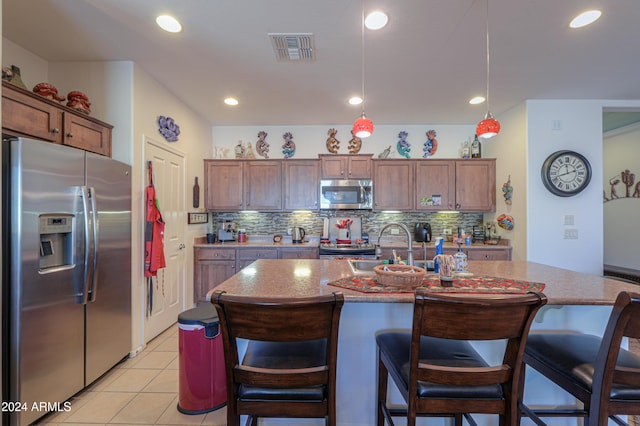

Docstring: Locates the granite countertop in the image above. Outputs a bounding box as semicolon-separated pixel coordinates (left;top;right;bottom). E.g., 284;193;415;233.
209;259;639;306
194;235;320;248
194;235;509;250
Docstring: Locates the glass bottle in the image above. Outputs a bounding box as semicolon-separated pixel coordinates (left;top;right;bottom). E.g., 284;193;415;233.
461;140;470;159
471;134;482;158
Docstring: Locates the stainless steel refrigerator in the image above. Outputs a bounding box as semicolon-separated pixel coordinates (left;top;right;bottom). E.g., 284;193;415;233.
2;138;132;426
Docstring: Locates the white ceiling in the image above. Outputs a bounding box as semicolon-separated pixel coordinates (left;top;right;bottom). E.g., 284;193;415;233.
3;0;640;127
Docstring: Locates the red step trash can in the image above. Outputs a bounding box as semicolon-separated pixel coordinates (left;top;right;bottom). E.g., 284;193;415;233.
177;305;227;414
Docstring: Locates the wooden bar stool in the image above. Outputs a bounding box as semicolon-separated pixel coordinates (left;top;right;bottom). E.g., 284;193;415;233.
521;291;640;426
212;290;344;426
375;289;547;426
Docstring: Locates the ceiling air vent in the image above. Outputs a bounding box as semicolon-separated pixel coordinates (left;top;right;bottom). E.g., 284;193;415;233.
269;33;315;61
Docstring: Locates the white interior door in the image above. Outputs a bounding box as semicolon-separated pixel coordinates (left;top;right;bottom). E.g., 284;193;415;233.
144;137;186;342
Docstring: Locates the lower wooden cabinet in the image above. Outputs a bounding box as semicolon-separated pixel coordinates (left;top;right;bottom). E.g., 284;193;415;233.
193;247;236;303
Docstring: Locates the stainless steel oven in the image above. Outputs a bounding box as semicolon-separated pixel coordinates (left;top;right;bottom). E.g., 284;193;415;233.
320;179;372;210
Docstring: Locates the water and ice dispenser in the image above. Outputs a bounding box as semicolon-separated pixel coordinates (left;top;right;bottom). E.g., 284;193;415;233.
39;214;74;271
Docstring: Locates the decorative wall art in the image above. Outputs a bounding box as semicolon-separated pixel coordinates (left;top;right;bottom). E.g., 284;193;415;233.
193;177;200;208
502;175;513;205
282;132;296;159
214;146;230;158
497;214;514;230
326;128;340;153
423;129;438;158
348;131;362;154
397;131;411;158
256;131;270;158
604;168;640;202
158;116;180;142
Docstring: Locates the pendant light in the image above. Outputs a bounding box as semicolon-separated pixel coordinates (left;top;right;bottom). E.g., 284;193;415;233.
476;0;500;139
353;0;374;138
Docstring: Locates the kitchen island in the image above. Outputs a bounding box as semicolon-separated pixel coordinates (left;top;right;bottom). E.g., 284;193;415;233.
210;260;639;426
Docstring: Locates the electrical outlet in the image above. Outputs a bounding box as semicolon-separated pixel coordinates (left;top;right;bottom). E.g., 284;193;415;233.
564;229;578;239
390;228;400;235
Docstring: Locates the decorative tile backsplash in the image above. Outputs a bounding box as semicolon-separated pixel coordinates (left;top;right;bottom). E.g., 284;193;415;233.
210;210;484;238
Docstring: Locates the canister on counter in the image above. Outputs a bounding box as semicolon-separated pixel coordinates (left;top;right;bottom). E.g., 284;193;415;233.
237;229;247;243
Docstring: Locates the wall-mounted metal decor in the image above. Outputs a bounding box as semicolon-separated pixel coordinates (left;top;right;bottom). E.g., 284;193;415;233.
604;168;640;202
158;116;180;142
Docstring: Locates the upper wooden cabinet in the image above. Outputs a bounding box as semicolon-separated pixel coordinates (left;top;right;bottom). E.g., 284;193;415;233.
244;161;282;211
204;161;244;210
204;160;282;211
320;154;372;179
283;160;319;211
415;159;496;212
372;160;415;211
454;159;496;212
373;158;496;212
2;81;112;156
415;160;456;211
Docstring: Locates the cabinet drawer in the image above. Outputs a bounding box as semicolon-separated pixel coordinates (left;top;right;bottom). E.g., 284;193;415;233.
237;248;278;260
279;248;319;259
196;248;236;260
467;249;510;261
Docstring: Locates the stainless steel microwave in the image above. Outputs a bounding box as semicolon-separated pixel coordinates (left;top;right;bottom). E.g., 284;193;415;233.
320;179;373;210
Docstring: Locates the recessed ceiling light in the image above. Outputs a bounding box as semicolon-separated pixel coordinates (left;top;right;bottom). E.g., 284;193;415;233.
569;10;602;29
365;11;388;30
469;96;486;105
224;97;239;106
156;15;182;33
349;96;363;105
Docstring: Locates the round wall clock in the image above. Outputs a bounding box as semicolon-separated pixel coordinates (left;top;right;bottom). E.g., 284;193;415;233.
541;150;592;197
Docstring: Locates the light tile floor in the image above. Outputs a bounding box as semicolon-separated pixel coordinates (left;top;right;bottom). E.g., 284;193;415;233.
38;324;227;426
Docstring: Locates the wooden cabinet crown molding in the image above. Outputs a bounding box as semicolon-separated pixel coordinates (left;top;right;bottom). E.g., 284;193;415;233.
2;81;112;157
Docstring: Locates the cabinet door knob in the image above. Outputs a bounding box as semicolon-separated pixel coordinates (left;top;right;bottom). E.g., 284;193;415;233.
66;132;74;138
51;128;60;134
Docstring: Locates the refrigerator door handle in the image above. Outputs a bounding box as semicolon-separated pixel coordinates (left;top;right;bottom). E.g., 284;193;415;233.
88;186;99;302
80;186;92;304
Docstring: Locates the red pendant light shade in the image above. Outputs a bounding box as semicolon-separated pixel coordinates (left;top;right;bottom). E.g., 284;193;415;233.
353;113;374;138
476;0;501;140
476;112;500;139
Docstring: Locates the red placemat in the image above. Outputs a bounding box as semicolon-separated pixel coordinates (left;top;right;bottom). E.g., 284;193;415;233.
327;274;545;294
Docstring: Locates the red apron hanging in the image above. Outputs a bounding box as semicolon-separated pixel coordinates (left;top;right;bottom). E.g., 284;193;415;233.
144;161;166;315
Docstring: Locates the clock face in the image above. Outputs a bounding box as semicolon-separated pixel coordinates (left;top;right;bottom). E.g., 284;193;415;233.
541;150;592;197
